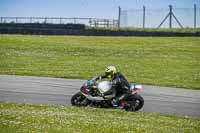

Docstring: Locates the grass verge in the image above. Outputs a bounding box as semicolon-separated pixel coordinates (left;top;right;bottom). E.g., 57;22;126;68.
0;35;199;89
87;27;200;33
0;102;199;133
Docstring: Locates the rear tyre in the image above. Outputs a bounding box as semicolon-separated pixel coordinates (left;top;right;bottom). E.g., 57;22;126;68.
71;92;89;106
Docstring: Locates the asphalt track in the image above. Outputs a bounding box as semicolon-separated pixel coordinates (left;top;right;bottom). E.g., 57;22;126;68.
0;75;200;117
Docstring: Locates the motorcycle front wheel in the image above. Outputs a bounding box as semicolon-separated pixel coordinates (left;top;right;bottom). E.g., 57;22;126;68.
125;94;144;112
71;92;89;106
134;94;144;111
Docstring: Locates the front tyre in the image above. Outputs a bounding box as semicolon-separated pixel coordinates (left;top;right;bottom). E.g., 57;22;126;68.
133;94;144;111
125;94;144;112
71;92;89;106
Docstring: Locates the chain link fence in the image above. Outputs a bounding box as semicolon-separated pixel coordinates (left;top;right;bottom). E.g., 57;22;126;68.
120;5;200;28
1;5;199;29
0;17;118;27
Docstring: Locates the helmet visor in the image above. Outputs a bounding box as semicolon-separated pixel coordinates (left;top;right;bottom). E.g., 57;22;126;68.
105;71;112;76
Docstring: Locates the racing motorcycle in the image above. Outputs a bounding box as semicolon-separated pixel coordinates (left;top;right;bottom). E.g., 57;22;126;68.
71;79;144;111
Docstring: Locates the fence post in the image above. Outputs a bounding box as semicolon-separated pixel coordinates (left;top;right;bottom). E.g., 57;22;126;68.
44;17;47;23
89;18;92;26
60;17;62;24
94;20;96;27
194;4;196;28
143;6;146;28
169;5;172;28
118;6;121;27
16;17;18;23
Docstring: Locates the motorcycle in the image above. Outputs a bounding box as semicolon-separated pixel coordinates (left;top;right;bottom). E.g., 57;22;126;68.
71;79;144;111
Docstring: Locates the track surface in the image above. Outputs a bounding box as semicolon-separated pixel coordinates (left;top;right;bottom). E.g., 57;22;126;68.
0;75;200;117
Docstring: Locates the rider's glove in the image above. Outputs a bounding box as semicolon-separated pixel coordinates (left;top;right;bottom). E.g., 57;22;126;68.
99;93;104;97
87;80;95;86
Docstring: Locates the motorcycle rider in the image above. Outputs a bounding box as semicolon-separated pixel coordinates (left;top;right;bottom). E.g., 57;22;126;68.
93;66;131;107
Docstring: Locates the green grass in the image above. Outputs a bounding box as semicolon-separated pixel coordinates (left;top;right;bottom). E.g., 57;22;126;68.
0;35;200;89
87;27;200;33
0;102;199;133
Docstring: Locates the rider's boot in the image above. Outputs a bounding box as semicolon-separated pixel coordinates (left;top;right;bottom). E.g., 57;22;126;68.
111;99;119;107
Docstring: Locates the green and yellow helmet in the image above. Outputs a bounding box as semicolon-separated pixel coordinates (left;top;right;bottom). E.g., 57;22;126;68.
105;66;117;79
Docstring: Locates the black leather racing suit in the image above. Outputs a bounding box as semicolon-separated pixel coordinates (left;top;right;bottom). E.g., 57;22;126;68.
94;72;131;105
